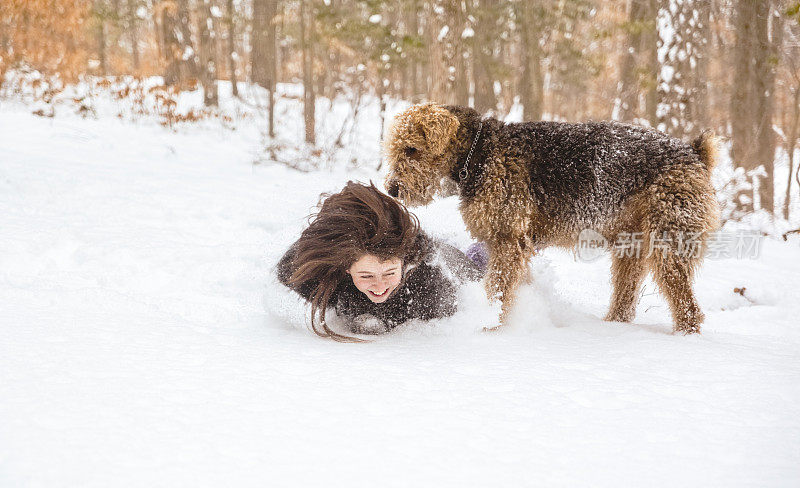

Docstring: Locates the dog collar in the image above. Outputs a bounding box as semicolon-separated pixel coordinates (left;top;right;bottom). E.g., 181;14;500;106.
458;120;484;182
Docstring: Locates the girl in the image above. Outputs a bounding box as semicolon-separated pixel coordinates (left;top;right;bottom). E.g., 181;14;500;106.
277;181;486;341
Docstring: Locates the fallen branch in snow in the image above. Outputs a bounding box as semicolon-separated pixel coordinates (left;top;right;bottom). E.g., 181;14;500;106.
734;287;757;304
782;228;800;241
31;108;54;118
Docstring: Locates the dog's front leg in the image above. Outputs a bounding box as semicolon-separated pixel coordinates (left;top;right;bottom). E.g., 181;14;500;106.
484;235;533;329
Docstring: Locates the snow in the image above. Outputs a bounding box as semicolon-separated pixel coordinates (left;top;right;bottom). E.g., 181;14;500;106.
1;87;800;487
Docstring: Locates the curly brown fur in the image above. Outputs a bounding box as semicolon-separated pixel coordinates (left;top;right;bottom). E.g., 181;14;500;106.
384;103;720;334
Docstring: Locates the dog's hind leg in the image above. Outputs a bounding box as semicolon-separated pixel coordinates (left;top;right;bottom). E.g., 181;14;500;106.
605;254;648;323
641;166;718;334
649;249;704;334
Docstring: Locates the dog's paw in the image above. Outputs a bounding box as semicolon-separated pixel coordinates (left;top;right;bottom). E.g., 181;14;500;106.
603;311;635;323
672;324;702;335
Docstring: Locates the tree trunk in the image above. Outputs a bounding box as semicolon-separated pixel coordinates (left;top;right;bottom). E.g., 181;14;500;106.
161;2;180;85
426;1;447;103
0;16;8;55
731;0;757;206
731;0;781;214
408;0;420;103
198;0;218;106
618;0;657;122
154;2;164;62
252;0;268;87
301;0;315;144
315;3;327;100
278;2;288;83
785;88;800;220
472;0;497;113
658;0;710;138
252;0;277;135
226;0;238;97
266;0;277;137
95;0;108;76
731;0;761;213
755;5;783;213
377;70;387;169
782;20;800;221
642;0;658;127
127;0;140;71
450;0;469;106
161;0;198;86
420;14;431;100
518;2;543;121
177;0;199;79
266;0;277;136
694;1;711;130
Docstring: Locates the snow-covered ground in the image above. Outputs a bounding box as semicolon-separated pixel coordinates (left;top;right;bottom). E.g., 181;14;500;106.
1;94;800;487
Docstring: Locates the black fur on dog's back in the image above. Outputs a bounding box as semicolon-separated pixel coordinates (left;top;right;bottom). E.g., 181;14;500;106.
522;121;704;226
447;107;713;232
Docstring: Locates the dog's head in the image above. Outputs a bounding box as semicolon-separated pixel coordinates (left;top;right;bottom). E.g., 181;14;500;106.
384;103;459;206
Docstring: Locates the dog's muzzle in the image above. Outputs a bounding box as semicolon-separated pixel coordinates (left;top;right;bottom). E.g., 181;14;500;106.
386;179;400;198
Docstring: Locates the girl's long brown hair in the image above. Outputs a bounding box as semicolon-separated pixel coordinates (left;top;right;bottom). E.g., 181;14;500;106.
285;181;421;341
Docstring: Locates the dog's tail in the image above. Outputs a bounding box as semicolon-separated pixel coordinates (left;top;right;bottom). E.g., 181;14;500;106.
691;131;720;171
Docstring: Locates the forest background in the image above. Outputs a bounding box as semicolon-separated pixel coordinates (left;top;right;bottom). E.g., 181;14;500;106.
2;0;800;227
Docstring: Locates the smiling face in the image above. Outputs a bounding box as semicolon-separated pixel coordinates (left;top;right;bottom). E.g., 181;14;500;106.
347;254;403;303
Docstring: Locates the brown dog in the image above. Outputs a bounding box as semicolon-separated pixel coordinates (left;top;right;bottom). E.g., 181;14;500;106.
384;103;720;334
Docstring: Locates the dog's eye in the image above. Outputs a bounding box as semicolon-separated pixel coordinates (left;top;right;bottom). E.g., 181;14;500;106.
404;147;418;157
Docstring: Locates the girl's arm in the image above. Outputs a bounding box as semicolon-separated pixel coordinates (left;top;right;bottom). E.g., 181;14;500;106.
433;241;485;282
403;262;459;321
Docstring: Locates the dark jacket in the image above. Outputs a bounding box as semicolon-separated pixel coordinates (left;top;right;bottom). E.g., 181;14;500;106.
276;233;483;333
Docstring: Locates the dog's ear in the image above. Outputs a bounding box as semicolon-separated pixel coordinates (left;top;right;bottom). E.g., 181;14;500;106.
419;105;459;156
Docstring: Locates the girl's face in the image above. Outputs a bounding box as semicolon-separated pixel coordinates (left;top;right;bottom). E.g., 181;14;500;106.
347;254;403;303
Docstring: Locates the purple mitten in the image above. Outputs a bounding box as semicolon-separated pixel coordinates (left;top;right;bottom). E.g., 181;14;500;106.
465;242;489;273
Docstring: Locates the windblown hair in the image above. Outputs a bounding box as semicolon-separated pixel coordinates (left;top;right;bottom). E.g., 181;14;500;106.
284;181;421;341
